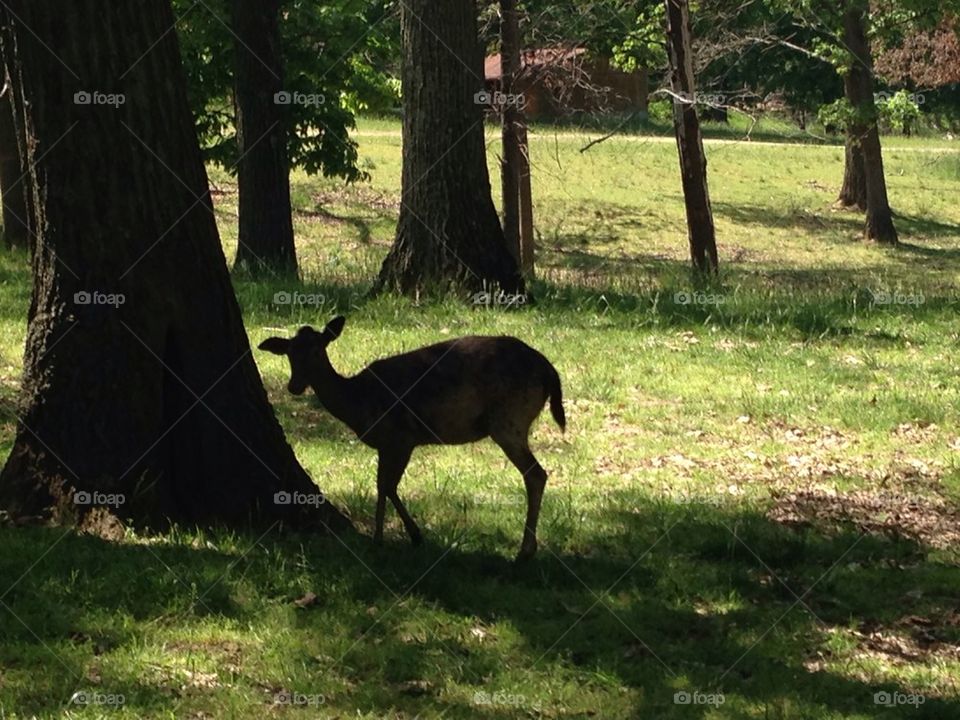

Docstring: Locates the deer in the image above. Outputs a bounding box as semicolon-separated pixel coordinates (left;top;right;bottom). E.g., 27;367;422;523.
258;316;565;561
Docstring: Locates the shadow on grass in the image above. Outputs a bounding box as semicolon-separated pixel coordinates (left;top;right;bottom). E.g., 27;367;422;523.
711;203;960;250
294;204;398;247
225;258;957;352
539;247;675;274
1;495;957;717
538;200;658;241
711;201;864;235
525;266;956;342
232;268;954;347
895;239;960;263
892;213;960;241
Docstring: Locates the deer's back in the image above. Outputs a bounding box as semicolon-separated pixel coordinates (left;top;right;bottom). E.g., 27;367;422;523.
354;336;554;447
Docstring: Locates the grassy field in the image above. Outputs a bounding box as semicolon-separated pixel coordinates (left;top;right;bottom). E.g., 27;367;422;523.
1;116;959;718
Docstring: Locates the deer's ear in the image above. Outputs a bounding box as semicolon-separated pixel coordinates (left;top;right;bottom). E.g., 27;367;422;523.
258;337;290;355
324;316;346;342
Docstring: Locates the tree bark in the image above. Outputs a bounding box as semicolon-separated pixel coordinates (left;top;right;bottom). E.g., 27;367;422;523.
499;1;520;270
841;2;897;244
838;127;867;210
0;43;29;249
517;124;535;276
499;0;535;278
665;0;718;275
233;0;297;275
0;1;349;533
376;0;523;296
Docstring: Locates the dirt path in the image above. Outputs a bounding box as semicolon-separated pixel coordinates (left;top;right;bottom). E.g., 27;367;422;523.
352;129;960;153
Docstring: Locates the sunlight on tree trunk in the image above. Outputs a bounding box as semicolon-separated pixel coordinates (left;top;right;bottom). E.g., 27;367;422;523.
500;0;535;278
0;45;29;250
665;0;719;275
838;130;866;210
841;2;898;244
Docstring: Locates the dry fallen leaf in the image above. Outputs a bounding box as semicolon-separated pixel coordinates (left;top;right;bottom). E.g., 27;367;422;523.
293;592;318;609
469;626;490;643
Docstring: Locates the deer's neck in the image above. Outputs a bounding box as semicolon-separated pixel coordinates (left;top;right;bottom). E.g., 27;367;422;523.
309;357;364;435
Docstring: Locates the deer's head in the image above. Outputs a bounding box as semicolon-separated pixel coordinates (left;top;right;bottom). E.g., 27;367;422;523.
258;316;346;395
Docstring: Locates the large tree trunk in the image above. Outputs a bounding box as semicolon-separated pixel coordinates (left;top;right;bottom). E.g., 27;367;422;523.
375;0;523;296
0;1;349;533
665;0;718;274
0;45;29;249
233;0;297;275
841;2;897;244
838;128;867;210
499;0;535;277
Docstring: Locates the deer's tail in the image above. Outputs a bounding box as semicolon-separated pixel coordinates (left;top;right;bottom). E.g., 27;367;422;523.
546;363;566;432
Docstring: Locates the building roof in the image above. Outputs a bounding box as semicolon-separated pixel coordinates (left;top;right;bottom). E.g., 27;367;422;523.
484;47;587;81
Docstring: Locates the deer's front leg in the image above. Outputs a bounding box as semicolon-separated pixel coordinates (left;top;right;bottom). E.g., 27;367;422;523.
374;483;387;545
375;447;415;545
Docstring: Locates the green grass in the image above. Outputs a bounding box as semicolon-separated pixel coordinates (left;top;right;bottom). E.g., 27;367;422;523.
1;117;959;718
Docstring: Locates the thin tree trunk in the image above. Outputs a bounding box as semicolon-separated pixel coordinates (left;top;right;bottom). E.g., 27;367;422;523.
517;124;535;276
841;2;897;244
233;0;297;275
499;0;519;269
499;0;534;277
0;1;348;533
376;0;523;296
0;45;29;249
665;0;718;275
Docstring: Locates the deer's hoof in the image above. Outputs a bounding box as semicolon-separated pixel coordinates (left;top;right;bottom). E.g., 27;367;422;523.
409;531;423;547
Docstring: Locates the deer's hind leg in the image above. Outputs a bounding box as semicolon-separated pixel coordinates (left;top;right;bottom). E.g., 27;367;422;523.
492;426;548;562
